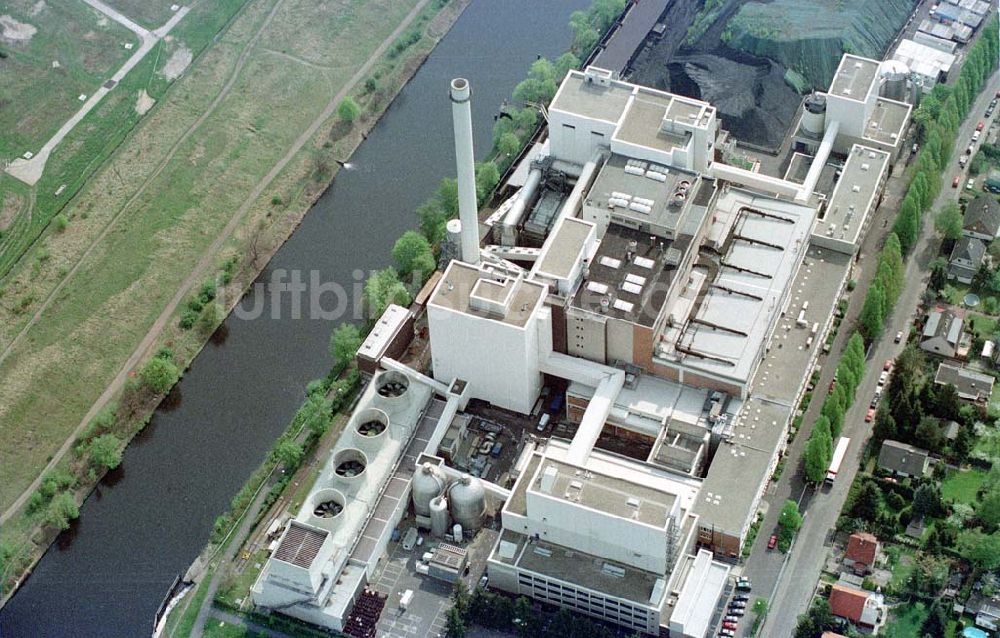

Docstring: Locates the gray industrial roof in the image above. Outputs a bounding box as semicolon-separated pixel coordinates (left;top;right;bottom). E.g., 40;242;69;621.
531;458;675;528
586;153;702;237
864;99;911;147
494;529;666;607
431;262;546;328
814;144;890;247
829;55;879;100
615;91;693;153
672;189;816;385
551;71;632;123
535;217;594;280
571;223;693;327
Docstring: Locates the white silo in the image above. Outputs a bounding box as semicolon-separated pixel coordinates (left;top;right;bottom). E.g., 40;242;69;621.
412;463;447;517
448;474;485;532
429;495;451;538
880;60;909;102
440;218;463;265
801;93;827;137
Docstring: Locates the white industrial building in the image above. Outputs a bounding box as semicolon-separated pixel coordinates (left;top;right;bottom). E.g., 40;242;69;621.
254;54;908;635
893;39;956;91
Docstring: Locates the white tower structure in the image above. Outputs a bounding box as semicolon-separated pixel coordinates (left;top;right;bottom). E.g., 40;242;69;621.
450;78;480;265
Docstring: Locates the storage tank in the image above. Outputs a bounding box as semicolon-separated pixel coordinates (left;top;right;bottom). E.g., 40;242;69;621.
412;463;447;517
441;218;463;265
801;93;827;136
880;60;909;102
452;523;463;542
430;495;450;537
448;474;485;532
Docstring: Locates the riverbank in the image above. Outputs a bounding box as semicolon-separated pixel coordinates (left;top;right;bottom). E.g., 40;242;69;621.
0;0;468;608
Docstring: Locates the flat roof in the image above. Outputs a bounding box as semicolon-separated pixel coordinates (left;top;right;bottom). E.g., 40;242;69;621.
829;55;879;101
357;304;410;359
864;98;911;147
694;245;851;534
534;217;595;280
586;153;702;236
814;144;890;247
494;529;666;607
571;224;693;327
551;71;632;123
616;91;693;153
670;550;730;636
530;457;675;528
668;189;816;384
430;261;546;328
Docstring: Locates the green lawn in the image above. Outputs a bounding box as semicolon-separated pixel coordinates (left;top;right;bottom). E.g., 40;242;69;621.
882;602;928;638
942;468;987;504
967;313;998;339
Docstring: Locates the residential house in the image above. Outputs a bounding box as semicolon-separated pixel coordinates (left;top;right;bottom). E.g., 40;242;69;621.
968;593;1000;631
843;532;879;576
962;195;1000;241
829;584;885;632
943;420;961;441
948;236;986;284
935;362;996;402
920;308;964;358
878;440;929;478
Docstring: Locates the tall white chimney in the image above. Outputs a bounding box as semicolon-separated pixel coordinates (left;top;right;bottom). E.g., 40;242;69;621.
449;77;480;266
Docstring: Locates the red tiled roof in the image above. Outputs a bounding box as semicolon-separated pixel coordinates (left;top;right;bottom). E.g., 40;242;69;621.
821;632;849;638
846;532;878;567
830;584;869;622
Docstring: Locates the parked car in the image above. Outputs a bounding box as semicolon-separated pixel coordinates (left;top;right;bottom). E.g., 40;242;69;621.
479;574;489;588
977;121;985;131
894;330;903;343
725;615;740;623
723;622;738;630
719;630;735;638
973;130;982;142
767;534;778;550
728;608;745;617
866;408;876;423
953;175;961;188
733;594;750;602
870;395;879;409
730;601;747;610
968;178;976;190
883;359;893;371
878;370;889;385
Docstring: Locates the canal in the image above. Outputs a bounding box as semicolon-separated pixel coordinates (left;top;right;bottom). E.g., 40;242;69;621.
0;1;587;635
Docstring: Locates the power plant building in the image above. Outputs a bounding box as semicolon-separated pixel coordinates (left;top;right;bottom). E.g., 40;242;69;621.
254;55;905;635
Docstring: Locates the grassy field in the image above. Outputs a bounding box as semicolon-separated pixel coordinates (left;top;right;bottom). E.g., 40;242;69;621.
0;0;136;159
942;468;987;504
882;602;928;638
0;0;434;509
103;0;180;29
0;0;250;276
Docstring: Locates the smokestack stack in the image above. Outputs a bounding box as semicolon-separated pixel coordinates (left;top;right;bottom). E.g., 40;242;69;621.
450;77;480;266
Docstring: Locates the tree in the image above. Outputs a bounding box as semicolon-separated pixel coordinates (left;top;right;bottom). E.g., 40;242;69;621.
554;51;581;79
850;480;882;522
512;596;536;637
298;394;333;437
804;435;831;484
338;96;361;124
777;499;803;550
329;323;362;370
444;607;466;638
88;433;122;470
497;132;522;159
364;268;412;318
958;530;1000;570
41;492;79;531
392;230;435;278
475;161;500;206
913;483;943;519
973;263;994;291
274;439;303;471
929;257;948;292
934;202;963;240
859;283;885;342
140;356;179;394
915;417;943;451
979;484;1000;531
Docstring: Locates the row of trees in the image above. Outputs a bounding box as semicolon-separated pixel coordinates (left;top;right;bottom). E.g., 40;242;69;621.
895;20;999;254
568;0;627;57
803;333;866;483
857;233;906;343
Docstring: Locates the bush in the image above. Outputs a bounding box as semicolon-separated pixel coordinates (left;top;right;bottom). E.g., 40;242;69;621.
338;96;361;124
88;433;123;470
140;356;179;394
54;214;69;232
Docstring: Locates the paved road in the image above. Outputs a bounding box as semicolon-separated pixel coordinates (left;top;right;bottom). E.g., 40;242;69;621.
758;67;1000;638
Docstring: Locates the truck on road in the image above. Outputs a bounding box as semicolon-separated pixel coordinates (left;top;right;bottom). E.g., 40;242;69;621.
825;437;851;485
